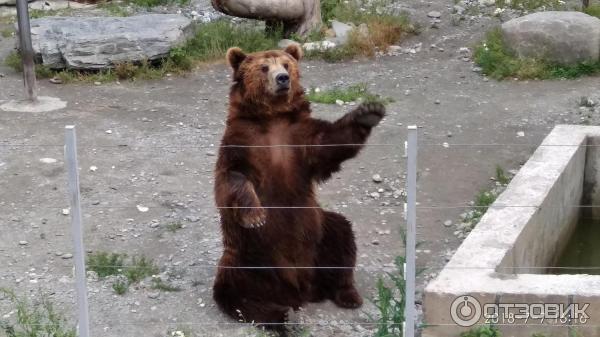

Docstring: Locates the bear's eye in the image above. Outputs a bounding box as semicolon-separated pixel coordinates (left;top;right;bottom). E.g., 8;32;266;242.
283;63;289;70
261;65;269;73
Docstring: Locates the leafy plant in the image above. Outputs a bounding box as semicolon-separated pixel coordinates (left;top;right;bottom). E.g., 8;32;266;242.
112;279;128;295
369;256;406;337
0;289;76;337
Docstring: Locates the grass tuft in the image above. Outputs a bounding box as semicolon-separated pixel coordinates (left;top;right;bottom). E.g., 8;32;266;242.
369;256;406;337
495;0;561;10
151;278;182;292
87;252;126;278
495;165;510;185
584;4;600;18
87;252;159;295
1;28;13;38
475;28;600;80
0;289;76;337
308;0;416;62
307;83;392;105
461;325;501;337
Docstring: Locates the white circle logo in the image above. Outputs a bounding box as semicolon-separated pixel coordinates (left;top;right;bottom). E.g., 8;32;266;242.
450;295;482;327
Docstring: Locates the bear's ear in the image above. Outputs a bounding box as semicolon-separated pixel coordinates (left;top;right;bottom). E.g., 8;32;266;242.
227;47;247;71
284;44;303;61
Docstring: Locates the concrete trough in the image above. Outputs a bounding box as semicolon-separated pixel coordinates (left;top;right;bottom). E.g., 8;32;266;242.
423;125;600;337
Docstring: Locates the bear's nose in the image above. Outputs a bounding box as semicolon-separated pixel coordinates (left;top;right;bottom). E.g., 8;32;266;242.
276;73;290;86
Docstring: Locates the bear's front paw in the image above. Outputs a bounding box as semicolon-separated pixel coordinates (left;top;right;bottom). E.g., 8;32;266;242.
351;102;386;128
240;207;266;229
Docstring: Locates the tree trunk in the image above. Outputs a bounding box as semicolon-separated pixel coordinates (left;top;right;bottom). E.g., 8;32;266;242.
212;0;322;37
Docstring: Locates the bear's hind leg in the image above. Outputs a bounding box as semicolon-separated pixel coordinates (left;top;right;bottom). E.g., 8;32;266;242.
314;211;363;309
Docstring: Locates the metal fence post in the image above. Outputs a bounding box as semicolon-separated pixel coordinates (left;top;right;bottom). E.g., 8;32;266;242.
65;126;91;337
15;0;37;102
404;125;418;337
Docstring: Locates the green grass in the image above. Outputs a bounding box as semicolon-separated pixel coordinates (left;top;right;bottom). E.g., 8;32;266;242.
112;279;128;295
460;325;501;337
166;222;184;233
97;1;132;16
306;83;393;105
0;289;76;337
584;4;600;18
87;252;159;295
475;28;600;80
1;28;13;38
495;165;510;185
495;0;561;10
87;252;126;277
462;166;512;225
29;8;74;19
151;278;182;292
307;0;417;63
368;256;406;337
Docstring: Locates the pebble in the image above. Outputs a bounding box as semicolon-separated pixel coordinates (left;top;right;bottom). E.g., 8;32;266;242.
427;10;442;18
148;292;160;299
370;192;380;198
61;253;73;259
62;208;70;215
137;205;149;213
40;158;58;164
372;174;383;183
18;241;28;246
335;99;344;106
443;220;452;227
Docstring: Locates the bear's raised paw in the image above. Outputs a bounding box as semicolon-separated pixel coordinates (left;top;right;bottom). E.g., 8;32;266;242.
350;102;386;128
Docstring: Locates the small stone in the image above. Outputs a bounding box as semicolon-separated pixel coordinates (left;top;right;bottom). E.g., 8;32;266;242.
370;192;380;199
335;99;344;106
427;11;442;18
62;208;70;215
94;82;101;86
372;174;383;183
40;158;58;164
185;215;200;222
62;253;73;259
443;220;452;227
19;241;28;246
517;131;525;137
137;205;149;213
371;239;380;245
89;166;98;172
148;292;160;299
105;130;113;134
434;100;441;105
49;77;63;84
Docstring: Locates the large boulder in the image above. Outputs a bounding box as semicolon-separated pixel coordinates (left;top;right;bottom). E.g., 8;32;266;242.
20;14;193;69
501;11;600;65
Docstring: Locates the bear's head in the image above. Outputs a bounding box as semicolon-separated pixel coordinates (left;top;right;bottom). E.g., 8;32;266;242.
226;44;305;113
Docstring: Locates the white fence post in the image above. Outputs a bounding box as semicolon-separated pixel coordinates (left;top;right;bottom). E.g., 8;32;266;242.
404;126;418;337
65;125;91;337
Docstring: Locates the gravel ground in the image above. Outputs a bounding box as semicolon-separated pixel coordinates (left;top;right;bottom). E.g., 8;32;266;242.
0;1;599;336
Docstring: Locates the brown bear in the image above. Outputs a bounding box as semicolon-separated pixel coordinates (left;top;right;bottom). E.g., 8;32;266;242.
212;44;385;331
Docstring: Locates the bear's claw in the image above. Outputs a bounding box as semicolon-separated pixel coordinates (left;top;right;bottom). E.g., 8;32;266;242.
351;102;386;128
241;208;266;229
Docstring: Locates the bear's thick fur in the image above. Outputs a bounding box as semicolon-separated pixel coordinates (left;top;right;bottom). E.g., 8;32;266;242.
212;44;385;330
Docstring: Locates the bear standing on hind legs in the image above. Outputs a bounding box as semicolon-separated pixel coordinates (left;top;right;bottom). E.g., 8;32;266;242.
212;44;385;331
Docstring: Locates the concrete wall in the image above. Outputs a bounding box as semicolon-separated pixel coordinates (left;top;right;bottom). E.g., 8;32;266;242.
423;126;600;337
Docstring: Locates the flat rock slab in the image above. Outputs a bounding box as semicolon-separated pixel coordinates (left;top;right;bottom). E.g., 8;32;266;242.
502;11;600;65
22;14;193;69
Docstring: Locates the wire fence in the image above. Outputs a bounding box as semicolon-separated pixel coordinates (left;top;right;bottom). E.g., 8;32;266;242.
3;125;600;336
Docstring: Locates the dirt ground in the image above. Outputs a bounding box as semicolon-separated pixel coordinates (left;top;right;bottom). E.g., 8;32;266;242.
0;1;599;336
